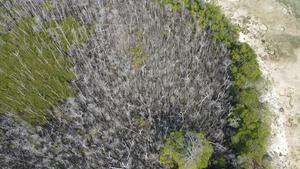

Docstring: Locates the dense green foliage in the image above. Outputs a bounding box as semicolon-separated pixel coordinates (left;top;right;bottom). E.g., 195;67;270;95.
231;89;269;167
230;43;269;168
130;44;148;66
130;31;148;67
230;43;262;89
158;0;238;47
158;1;270;168
160;131;213;169
211;156;227;168
0;16;91;124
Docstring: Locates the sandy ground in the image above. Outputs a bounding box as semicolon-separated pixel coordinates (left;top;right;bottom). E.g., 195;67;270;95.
216;0;300;168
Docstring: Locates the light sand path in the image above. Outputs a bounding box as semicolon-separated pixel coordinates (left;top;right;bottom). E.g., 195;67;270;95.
216;0;300;168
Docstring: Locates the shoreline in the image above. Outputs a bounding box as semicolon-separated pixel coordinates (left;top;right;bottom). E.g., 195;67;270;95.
217;0;300;168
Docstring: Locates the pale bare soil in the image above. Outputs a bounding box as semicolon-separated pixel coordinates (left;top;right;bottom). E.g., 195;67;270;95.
217;0;300;168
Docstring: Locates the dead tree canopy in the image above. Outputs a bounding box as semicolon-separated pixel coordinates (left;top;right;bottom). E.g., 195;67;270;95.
0;0;233;168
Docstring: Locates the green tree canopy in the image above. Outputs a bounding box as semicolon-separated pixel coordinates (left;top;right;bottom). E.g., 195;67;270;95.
0;16;91;124
160;131;213;169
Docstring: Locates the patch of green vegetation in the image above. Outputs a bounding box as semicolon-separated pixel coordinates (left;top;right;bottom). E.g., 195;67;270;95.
44;16;94;50
160;131;213;169
195;2;238;47
43;0;56;11
132;116;150;128
135;30;143;40
157;0;238;47
158;1;270;168
130;44;148;66
230;43;262;89
212;156;227;168
229;43;270;168
231;89;270;166
0;16;91;125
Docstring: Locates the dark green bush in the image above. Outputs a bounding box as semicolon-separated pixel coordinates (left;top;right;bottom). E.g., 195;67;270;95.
230;43;262;89
231;89;269;166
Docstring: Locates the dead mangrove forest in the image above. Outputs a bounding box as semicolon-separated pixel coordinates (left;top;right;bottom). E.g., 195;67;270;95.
0;0;270;168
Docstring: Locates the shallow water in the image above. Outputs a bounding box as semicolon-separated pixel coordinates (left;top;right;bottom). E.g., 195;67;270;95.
240;0;300;61
278;0;300;18
277;0;300;57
